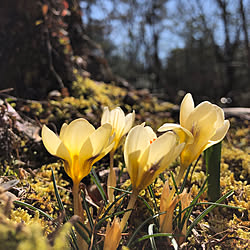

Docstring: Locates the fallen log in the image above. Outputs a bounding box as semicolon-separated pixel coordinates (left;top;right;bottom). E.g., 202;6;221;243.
223;107;250;120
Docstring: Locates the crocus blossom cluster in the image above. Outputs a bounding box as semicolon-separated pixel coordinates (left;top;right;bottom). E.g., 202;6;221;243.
41;94;229;249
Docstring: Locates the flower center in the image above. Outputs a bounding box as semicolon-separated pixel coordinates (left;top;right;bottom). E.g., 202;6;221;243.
150;138;156;144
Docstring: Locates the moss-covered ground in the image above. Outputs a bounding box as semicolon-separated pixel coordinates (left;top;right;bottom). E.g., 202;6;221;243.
0;74;249;249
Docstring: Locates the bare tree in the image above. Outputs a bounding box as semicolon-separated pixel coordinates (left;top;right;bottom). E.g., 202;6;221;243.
239;0;250;81
215;0;241;95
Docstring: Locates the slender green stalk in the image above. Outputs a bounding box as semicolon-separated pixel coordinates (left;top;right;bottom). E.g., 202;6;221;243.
108;151;116;203
120;189;139;232
72;181;88;250
72;181;82;219
186;190;233;236
205;142;222;201
90;169;107;204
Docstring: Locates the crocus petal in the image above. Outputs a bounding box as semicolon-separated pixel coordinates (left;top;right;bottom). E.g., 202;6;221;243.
213;104;225;128
205;120;230;149
73;124;113;182
87;137;115;167
42;125;61;155
184;101;217;132
110;107;126;138
79;123;113;165
94;141;115;164
188;103;218;141
88;123;112;155
134;146;151;189
127;150;143;187
145;126;157;141
83;141;115;179
158;123;182;132
102;107;130;152
161;142;185;170
147;132;177;167
151;143;185;186
158;123;194;144
124;124;149;167
180;105;218;168
123;111;135;135
124;125;150;187
42;125;71;163
59;123;68;139
180;93;194;126
62;118;95;156
136;133;183;190
101;107;110;125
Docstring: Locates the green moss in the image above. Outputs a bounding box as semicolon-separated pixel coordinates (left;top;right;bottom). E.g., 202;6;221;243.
17;223;49;250
71;74;127;109
1;72;249;249
53;222;72;250
0;211;72;250
0;214;49;250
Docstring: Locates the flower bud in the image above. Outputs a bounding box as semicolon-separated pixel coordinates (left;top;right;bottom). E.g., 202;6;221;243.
104;218;121;250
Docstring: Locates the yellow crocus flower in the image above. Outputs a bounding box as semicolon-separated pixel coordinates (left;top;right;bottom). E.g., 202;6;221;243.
42;118;114;185
120;124;185;232
158;93;230;170
42;118;115;249
124;124;185;192
101;106;135;153
101;107;135;202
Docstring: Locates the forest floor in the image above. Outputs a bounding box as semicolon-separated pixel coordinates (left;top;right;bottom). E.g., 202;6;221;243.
0;76;249;249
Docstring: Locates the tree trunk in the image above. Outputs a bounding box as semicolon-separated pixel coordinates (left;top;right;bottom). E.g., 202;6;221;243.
0;0;114;99
239;0;250;82
0;0;75;98
216;0;238;96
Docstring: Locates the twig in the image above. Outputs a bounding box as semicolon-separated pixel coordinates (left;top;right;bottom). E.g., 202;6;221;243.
0;93;47;104
0;88;14;94
45;27;65;89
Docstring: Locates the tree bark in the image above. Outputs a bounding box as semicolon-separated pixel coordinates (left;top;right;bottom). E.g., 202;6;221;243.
239;0;250;82
216;0;239;96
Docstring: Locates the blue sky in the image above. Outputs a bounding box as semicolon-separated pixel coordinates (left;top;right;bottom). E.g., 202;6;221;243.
80;0;247;60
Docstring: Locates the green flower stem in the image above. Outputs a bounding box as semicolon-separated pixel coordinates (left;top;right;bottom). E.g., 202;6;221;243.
108;151;116;203
205;142;222;202
72;181;88;249
72;181;83;219
110;150;114;170
120;189;139;232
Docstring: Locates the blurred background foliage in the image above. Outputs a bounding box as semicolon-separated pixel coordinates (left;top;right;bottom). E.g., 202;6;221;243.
0;0;249;105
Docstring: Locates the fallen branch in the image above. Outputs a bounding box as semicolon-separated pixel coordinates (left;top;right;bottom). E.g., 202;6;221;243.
223;107;250;120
